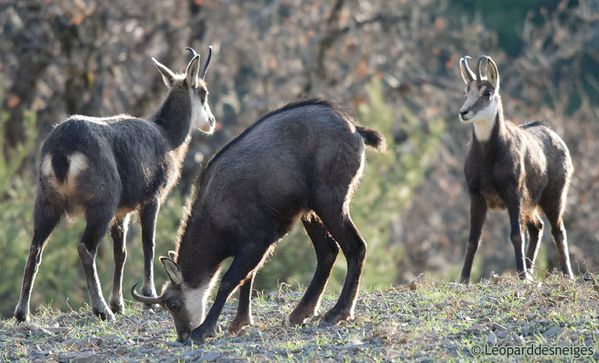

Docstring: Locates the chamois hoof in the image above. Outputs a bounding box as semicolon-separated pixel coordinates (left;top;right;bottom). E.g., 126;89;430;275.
190;325;217;343
14;308;30;323
142;303;161;311
228;317;252;335
320;309;352;326
518;272;535;283
109;301;125;315
94;308;115;322
288;308;312;326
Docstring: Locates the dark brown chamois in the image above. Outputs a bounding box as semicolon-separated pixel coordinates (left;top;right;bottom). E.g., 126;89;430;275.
131;99;386;343
458;55;574;283
14;47;216;322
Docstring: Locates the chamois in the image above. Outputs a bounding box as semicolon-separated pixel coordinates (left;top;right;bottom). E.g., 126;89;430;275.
14;47;216;322
458;55;574;283
132;99;386;343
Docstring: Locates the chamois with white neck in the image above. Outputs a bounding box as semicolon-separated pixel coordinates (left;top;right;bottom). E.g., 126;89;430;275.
458;55;574;283
131;99;386;343
14;47;216;322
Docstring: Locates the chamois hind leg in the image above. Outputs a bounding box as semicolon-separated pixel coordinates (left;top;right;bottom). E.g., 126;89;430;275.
525;212;544;273
541;192;574;279
289;214;339;325
78;205;116;321
228;272;255;335
313;200;366;325
14;197;62;322
109;214;131;314
139;200;160;301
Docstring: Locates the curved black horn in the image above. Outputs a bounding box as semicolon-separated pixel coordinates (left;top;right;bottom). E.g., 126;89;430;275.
476;56;487;80
131;281;163;305
185;47;199;59
200;46;212;79
463;56;477;81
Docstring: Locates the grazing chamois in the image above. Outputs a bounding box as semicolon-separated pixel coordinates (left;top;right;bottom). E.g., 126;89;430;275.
132;99;386;343
14;47;216;322
458;55;574;283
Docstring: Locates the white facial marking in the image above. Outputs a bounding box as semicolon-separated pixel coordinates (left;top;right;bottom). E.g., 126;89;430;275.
190;93;214;134
459;85;499;142
182;277;217;330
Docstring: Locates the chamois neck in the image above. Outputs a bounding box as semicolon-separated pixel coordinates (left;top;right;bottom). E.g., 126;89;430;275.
152;87;192;148
472;97;505;144
176;205;228;288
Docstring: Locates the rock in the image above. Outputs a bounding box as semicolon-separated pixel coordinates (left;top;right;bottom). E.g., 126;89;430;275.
181;349;204;360
165;340;187;347
496;329;508;339
543;326;563;339
202;352;221;361
487;331;497;346
464;327;482;336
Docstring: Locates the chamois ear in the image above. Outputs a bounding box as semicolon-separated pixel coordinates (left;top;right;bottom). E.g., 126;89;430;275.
484;56;500;92
160;256;183;286
185;55;201;87
152;58;176;87
168;250;178;261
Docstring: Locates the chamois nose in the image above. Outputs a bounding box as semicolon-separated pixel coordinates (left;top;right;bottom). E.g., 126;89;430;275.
179;332;190;343
460;110;471;121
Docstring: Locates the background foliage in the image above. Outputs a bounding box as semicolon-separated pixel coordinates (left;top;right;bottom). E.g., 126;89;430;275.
0;0;597;317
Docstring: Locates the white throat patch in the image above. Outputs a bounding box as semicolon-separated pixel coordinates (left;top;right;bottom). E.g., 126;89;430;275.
468;100;498;142
471;100;497;141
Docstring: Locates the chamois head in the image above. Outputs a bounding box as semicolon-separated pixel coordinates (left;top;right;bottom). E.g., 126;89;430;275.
131;254;210;343
458;56;501;138
152;47;216;134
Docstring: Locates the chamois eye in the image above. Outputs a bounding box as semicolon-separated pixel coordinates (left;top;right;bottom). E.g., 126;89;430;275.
484;89;493;97
195;87;208;102
166;300;179;311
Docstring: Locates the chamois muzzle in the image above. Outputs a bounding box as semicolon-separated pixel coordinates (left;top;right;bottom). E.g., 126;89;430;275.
131;281;163;305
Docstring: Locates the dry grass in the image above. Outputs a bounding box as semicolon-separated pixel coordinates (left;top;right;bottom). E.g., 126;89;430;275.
1;274;598;362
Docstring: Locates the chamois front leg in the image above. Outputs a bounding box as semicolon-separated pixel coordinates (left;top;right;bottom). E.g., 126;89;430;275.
460;193;487;284
191;244;269;343
505;190;529;280
139;200;160;303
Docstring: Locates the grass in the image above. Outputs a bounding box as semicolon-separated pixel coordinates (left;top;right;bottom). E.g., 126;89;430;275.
1;274;598;362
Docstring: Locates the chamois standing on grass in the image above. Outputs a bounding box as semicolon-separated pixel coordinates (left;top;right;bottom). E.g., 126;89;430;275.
458;55;574;283
131;99;386;343
14;47;216;322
